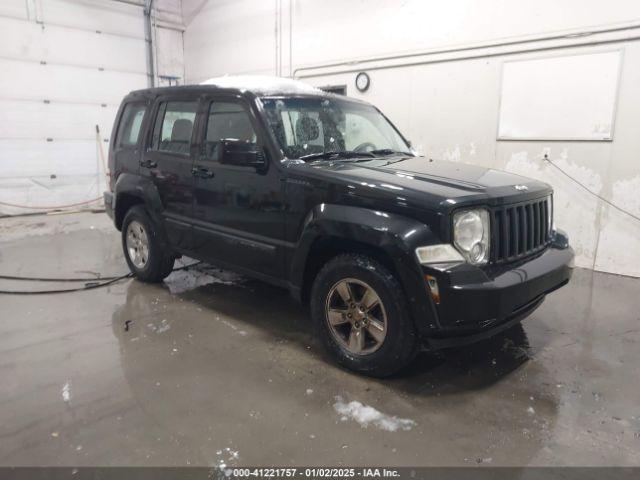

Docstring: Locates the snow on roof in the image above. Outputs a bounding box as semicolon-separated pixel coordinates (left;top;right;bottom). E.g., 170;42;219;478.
200;75;322;95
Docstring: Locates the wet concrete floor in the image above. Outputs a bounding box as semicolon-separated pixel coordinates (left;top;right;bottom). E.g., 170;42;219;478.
0;212;639;466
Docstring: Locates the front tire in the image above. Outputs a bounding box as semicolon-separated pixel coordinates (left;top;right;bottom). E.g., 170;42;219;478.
310;254;417;377
122;205;174;283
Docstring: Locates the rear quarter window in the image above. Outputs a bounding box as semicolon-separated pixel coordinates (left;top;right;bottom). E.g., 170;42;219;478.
116;102;147;148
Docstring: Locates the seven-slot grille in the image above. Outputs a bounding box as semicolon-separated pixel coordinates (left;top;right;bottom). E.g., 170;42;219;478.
491;196;552;263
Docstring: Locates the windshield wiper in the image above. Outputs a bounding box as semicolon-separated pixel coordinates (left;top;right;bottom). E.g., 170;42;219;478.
299;150;377;162
369;148;414;157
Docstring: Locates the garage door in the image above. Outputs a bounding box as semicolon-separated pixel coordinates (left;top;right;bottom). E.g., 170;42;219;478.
0;0;148;215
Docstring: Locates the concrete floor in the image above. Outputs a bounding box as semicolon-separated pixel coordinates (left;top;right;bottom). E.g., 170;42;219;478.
0;211;639;467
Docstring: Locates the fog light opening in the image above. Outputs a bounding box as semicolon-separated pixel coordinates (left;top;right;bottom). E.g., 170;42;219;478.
425;274;440;305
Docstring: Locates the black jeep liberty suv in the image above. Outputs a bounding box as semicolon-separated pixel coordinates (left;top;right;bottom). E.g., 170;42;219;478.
104;77;574;376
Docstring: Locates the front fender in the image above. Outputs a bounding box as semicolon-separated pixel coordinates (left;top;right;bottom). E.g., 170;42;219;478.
290;204;443;333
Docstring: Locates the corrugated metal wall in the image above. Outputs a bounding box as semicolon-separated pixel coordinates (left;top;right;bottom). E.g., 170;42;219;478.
0;0;184;215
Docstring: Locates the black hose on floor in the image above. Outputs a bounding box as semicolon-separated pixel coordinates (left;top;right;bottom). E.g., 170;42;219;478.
0;261;202;295
0;273;133;295
0;274;125;282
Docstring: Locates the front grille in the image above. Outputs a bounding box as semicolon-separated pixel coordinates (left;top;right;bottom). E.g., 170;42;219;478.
491;196;552;263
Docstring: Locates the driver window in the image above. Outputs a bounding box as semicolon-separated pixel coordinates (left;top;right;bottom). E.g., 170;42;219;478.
204;101;257;162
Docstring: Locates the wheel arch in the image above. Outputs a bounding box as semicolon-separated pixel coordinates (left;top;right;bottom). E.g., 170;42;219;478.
299;236;399;305
113;173;164;231
291;204;442;333
115;193;144;230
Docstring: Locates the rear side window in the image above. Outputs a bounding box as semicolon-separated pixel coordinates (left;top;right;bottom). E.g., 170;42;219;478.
204;101;257;160
116;102;146;148
151;101;197;154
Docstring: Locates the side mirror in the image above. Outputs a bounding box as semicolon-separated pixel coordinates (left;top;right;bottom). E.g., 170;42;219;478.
220;139;266;169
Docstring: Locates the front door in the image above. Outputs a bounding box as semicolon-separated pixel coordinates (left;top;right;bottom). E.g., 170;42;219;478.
140;96;199;251
191;96;286;280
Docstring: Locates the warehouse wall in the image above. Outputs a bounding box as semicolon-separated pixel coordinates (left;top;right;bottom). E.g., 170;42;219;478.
183;0;640;278
0;0;185;216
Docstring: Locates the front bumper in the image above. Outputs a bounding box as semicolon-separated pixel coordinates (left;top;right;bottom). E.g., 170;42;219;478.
422;234;574;348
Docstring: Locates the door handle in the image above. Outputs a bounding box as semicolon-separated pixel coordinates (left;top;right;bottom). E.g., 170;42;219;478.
140;159;157;168
191;166;214;178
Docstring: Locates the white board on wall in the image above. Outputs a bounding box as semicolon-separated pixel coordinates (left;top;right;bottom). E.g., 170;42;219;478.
498;50;622;141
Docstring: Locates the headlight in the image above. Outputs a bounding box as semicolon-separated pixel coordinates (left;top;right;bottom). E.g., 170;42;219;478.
453;208;490;265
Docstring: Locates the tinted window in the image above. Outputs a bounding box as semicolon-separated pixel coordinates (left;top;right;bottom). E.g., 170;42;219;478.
116;102;146;148
204;102;257;160
151;101;197;154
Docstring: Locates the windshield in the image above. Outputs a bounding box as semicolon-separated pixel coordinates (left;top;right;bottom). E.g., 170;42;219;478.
260;97;412;160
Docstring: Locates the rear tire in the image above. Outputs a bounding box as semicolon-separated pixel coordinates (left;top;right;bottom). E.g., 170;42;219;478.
310;254;417;377
122;205;174;283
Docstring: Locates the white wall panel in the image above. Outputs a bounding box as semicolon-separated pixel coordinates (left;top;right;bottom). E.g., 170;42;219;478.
0;59;146;104
184;0;640;81
0;100;118;140
0;17;146;73
154;0;184;26
0;140;103;178
0;0;150;215
592;41;640;277
292;0;639;68
0;0;30;19
185;0;276;81
498;51;622;141
40;0;144;38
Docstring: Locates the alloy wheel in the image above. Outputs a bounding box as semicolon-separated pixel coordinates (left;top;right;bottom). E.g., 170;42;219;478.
325;278;387;355
126;220;150;269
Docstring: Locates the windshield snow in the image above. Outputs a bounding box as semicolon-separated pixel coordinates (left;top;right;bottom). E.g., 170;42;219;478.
260;97;411;160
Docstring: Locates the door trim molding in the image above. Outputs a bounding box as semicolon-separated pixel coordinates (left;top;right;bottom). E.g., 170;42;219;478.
191;218;296;250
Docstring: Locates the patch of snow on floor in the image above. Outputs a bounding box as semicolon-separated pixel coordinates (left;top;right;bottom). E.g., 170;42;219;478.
333;396;416;432
62;382;71;403
156;319;170;333
163;266;244;294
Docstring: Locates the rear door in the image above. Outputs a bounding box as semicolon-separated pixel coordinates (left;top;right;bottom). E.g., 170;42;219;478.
191;95;286;280
140;95;199;251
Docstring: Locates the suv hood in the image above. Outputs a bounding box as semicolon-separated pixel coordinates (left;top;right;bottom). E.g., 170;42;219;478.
305;156;551;207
